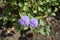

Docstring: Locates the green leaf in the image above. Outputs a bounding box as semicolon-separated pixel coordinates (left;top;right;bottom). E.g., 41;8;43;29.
38;1;44;5
46;0;50;2
51;12;56;16
30;27;33;31
0;0;3;6
35;17;40;20
38;7;44;12
28;14;33;19
24;27;28;30
54;2;59;6
19;12;26;17
31;0;35;3
24;2;28;6
9;0;17;5
0;17;2;20
45;26;51;36
12;18;16;22
23;5;28;11
33;28;37;31
52;0;56;1
45;11;49;17
40;19;46;26
5;7;11;16
54;7;58;12
15;24;20;32
47;8;51;13
33;10;37;14
39;27;46;35
3;17;8;21
29;8;33;15
19;3;23;7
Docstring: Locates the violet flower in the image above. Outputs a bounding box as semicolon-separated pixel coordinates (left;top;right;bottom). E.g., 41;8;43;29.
30;18;38;28
19;16;30;26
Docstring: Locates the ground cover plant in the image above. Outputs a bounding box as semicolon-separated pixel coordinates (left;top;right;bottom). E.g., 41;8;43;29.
0;0;60;40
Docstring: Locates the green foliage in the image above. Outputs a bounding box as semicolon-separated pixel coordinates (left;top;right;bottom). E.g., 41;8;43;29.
1;0;60;36
23;27;28;30
39;19;46;26
39;27;46;35
39;26;51;36
0;0;3;6
45;26;51;36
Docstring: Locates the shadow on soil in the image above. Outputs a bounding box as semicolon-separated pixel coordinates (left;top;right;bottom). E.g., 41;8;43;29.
19;30;33;40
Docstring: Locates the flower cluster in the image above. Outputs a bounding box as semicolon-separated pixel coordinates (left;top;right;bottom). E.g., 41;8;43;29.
19;16;30;26
19;16;38;28
30;18;38;28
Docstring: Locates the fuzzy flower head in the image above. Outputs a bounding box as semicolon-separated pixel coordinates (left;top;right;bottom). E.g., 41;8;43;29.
19;16;30;26
30;18;38;28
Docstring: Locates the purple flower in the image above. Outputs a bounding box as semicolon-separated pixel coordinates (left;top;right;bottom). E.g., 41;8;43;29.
19;16;30;26
30;18;38;28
